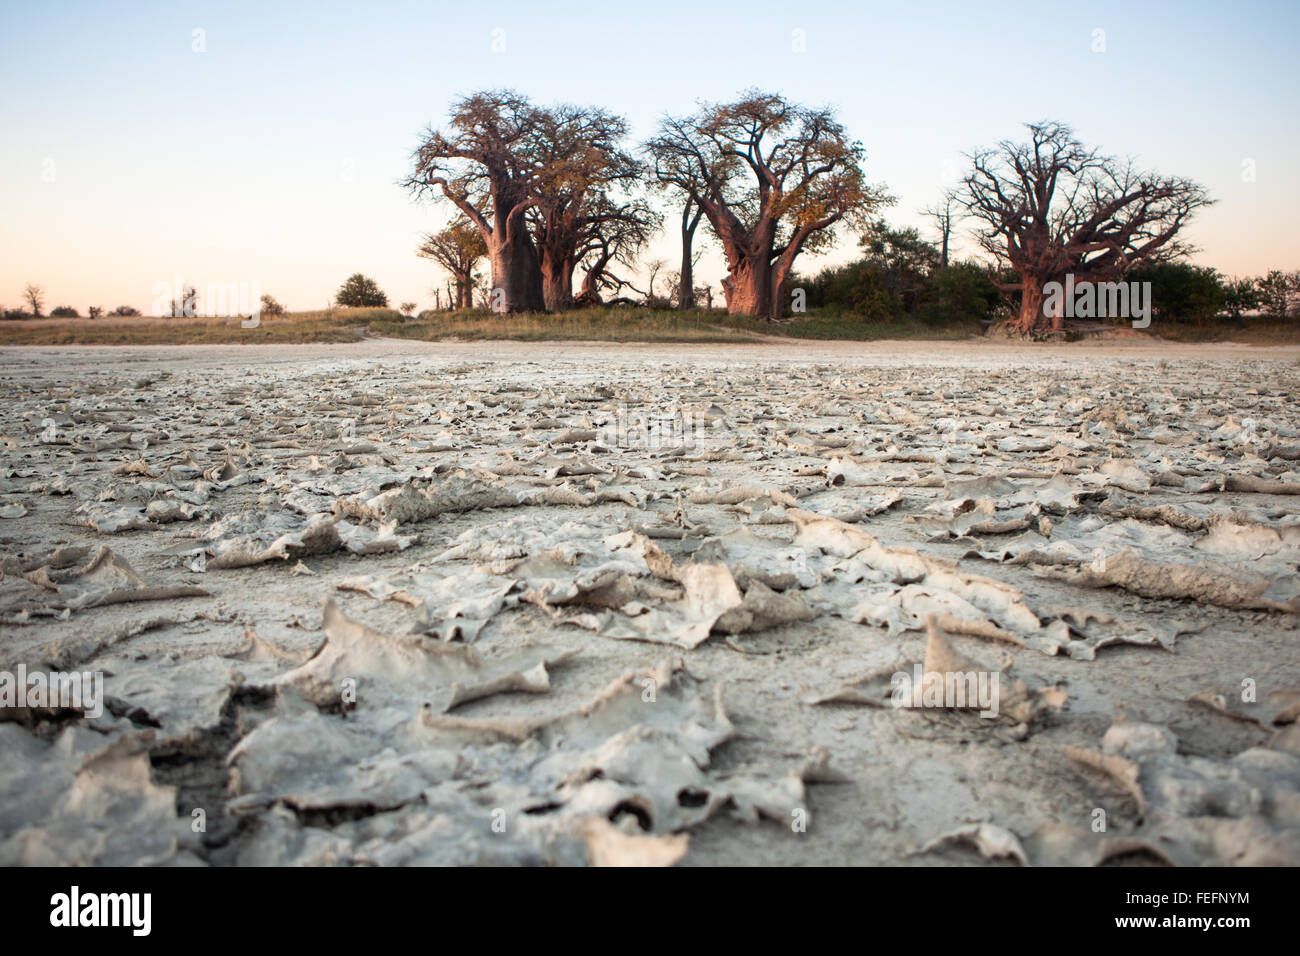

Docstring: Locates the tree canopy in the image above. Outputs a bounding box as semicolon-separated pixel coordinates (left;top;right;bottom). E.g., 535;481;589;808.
956;121;1212;333
336;273;388;308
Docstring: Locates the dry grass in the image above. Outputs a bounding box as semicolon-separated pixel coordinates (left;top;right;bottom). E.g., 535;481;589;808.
4;306;1291;346
0;308;388;345
1147;318;1300;344
2;306;967;345
371;307;986;342
371;308;760;342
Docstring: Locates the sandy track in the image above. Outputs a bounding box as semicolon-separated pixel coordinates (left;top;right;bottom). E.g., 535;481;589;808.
6;335;1300;368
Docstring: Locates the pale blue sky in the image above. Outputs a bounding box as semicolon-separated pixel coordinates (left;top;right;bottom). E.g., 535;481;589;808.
1;0;1296;313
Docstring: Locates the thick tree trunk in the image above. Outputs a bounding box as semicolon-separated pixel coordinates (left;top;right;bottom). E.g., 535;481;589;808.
578;252;614;305
488;227;544;313
723;255;775;319
1017;282;1048;335
717;215;786;320
578;269;600;305
540;256;576;312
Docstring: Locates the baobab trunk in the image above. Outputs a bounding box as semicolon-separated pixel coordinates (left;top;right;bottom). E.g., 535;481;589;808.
578;266;603;304
540;256;576;312
723;256;776;319
1017;282;1049;335
487;227;544;313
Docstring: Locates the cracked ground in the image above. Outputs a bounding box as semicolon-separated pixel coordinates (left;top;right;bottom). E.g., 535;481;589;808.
1;339;1298;866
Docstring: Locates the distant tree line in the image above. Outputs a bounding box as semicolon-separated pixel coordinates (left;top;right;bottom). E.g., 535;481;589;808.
403;89;886;320
796;224;1300;327
1;283;140;319
396;90;1254;334
6;95;1295;334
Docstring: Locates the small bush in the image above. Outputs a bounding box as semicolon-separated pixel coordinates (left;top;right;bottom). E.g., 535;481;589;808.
335;274;388;308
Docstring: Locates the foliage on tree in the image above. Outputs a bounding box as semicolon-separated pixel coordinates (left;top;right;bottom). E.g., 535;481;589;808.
528;105;654;310
407;92;661;313
574;198;657;305
916;263;1003;325
956;121;1212;335
646;91;889;319
1221;278;1262;321
859;220;939;312
405;91;547;313
1126;263;1226;325
335;273;388;308
1256;270;1300;319
418;219;488;309
804;221;1000;325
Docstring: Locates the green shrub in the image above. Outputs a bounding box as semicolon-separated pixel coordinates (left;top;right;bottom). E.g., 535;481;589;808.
335;274;388;308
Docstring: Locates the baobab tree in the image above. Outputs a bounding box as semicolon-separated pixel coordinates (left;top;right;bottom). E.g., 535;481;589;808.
405;91;546;313
574;197;658;305
646;91;888;320
956;121;1212;334
418;219;487;309
528;105;647;311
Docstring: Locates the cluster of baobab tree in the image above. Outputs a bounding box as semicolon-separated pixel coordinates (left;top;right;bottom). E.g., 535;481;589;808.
405;91;1212;334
